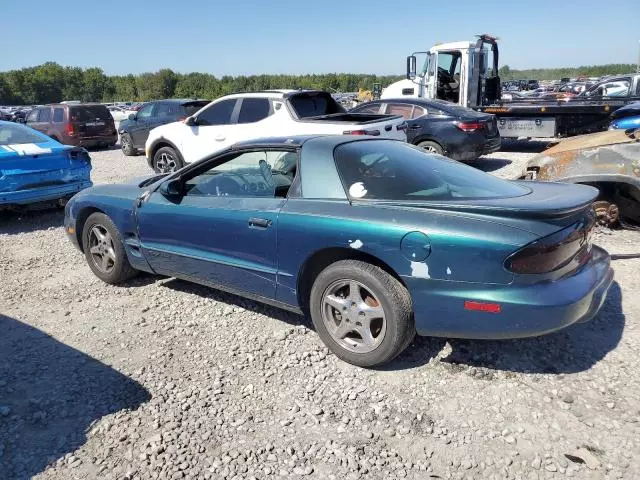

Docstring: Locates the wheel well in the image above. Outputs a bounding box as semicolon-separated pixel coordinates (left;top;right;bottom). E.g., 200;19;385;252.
75;207;105;252
580;180;640;225
296;247;407;312
150;139;181;161
414;138;445;151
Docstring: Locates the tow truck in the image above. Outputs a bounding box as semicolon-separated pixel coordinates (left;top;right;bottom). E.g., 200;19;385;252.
382;35;640;139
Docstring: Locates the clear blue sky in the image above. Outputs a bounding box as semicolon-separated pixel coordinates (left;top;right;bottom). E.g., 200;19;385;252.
3;0;639;75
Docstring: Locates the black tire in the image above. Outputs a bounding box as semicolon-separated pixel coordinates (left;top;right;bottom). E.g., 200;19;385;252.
153;146;183;173
309;260;415;367
120;133;136;156
416;140;444;156
82;212;138;284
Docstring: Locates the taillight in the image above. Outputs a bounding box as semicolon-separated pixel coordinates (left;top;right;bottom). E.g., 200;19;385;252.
66;123;75;136
455;121;483;132
505;214;595;274
343;129;380;136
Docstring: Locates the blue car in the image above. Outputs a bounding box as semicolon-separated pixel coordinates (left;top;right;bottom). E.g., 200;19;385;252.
0;121;92;209
64;136;613;366
610;101;640;130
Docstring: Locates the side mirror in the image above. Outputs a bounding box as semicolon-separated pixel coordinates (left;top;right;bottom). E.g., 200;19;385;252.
406;55;417;80
159;179;183;197
128;113;136;121
184;116;197;127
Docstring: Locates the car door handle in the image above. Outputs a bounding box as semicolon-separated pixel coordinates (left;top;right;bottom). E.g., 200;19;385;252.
215;135;226;141
248;217;272;229
409;124;421;129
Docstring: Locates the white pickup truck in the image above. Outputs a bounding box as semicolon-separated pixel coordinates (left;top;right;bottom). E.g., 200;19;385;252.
145;90;408;172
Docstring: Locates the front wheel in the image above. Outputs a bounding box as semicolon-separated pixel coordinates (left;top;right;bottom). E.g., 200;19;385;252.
82;212;138;284
309;260;415;367
153;146;183;173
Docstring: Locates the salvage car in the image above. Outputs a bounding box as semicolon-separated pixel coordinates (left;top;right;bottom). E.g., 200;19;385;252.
0;121;92;209
119;99;209;156
26;103;117;149
520;128;640;228
65;135;612;367
610;101;640;130
145;90;408;173
350;98;500;162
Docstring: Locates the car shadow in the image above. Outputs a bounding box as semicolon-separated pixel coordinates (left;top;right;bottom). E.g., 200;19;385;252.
161;278;624;376
0;208;64;235
386;281;624;374
472;157;512;172
159;278;313;329
0;314;150;480
499;139;556;153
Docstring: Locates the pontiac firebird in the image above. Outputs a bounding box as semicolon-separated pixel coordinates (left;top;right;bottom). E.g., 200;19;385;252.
64;135;613;367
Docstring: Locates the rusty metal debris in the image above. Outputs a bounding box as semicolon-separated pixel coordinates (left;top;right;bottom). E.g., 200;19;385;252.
520;129;640;228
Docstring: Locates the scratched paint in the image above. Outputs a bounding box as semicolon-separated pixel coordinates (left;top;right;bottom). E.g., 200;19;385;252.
410;261;430;279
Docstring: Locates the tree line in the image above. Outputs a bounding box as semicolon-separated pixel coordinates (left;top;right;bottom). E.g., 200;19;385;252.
0;63;403;105
1;62;637;105
499;64;637;81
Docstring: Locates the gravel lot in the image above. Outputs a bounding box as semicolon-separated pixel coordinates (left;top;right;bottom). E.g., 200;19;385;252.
1;142;639;480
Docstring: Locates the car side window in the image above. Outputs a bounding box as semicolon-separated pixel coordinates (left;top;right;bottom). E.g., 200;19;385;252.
355;103;381;114
411;106;427;119
137;103;154;119
183;150;295;198
154;103;172;118
385;103;413;120
26;109;39;123
53;108;64;123
197;99;236;126
38;107;52;123
237;98;271;124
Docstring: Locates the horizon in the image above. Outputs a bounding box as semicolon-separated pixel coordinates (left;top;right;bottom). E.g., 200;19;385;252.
2;0;638;76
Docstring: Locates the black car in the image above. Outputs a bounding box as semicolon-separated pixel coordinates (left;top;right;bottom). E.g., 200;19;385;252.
351;98;501;162
118;99;209;156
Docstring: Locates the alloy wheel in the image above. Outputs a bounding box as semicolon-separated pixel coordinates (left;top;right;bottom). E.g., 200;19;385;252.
155;152;178;173
321;279;386;353
88;225;116;273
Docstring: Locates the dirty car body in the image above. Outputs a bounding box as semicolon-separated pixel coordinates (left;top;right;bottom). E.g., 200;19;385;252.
520;128;640;227
0;121;92;209
65;136;612;363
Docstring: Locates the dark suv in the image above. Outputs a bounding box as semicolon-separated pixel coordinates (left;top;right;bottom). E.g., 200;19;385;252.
26;103;117;148
118;99;209;156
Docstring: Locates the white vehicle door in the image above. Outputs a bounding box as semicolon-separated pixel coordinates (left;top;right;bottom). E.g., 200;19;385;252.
181;98;239;163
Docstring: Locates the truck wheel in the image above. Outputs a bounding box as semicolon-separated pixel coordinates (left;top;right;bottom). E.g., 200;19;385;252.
309;260;415;367
417;140;444;156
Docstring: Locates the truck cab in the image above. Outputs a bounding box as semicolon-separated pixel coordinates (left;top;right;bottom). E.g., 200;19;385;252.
381;35;501;109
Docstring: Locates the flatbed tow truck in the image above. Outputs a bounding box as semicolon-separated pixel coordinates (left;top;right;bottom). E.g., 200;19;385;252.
382;35;640;139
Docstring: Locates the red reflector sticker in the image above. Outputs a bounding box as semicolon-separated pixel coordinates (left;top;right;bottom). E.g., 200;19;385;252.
464;301;502;314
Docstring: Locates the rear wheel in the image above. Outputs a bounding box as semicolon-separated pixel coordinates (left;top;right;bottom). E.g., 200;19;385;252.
82;212;137;284
120;133;136;156
309;260;415;367
153;146;183;173
417;140;444;156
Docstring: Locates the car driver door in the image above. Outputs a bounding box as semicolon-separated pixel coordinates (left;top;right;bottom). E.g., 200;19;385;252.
135;148;295;300
180;98;239;163
129;103;155;147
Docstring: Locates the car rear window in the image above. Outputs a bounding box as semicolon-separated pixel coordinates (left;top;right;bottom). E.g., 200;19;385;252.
182;101;209;116
0;123;47;145
70;105;111;122
334;140;528;201
289;92;345;118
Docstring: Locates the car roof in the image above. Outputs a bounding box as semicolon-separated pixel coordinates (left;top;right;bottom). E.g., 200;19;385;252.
231;134;399;151
216;89;328;101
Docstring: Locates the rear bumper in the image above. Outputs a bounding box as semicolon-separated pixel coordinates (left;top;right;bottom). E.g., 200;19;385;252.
405;245;613;339
449;135;501;162
0;181;93;208
65;134;118;147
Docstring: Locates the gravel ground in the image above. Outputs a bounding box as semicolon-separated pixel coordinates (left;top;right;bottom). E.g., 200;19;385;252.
1;142;639;480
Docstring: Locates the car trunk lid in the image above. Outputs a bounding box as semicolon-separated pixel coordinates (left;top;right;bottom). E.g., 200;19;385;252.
0;143;90;192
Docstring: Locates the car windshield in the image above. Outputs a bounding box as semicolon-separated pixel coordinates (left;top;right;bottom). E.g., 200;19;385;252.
334;141;529;201
70;105;111;121
0;122;46;145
